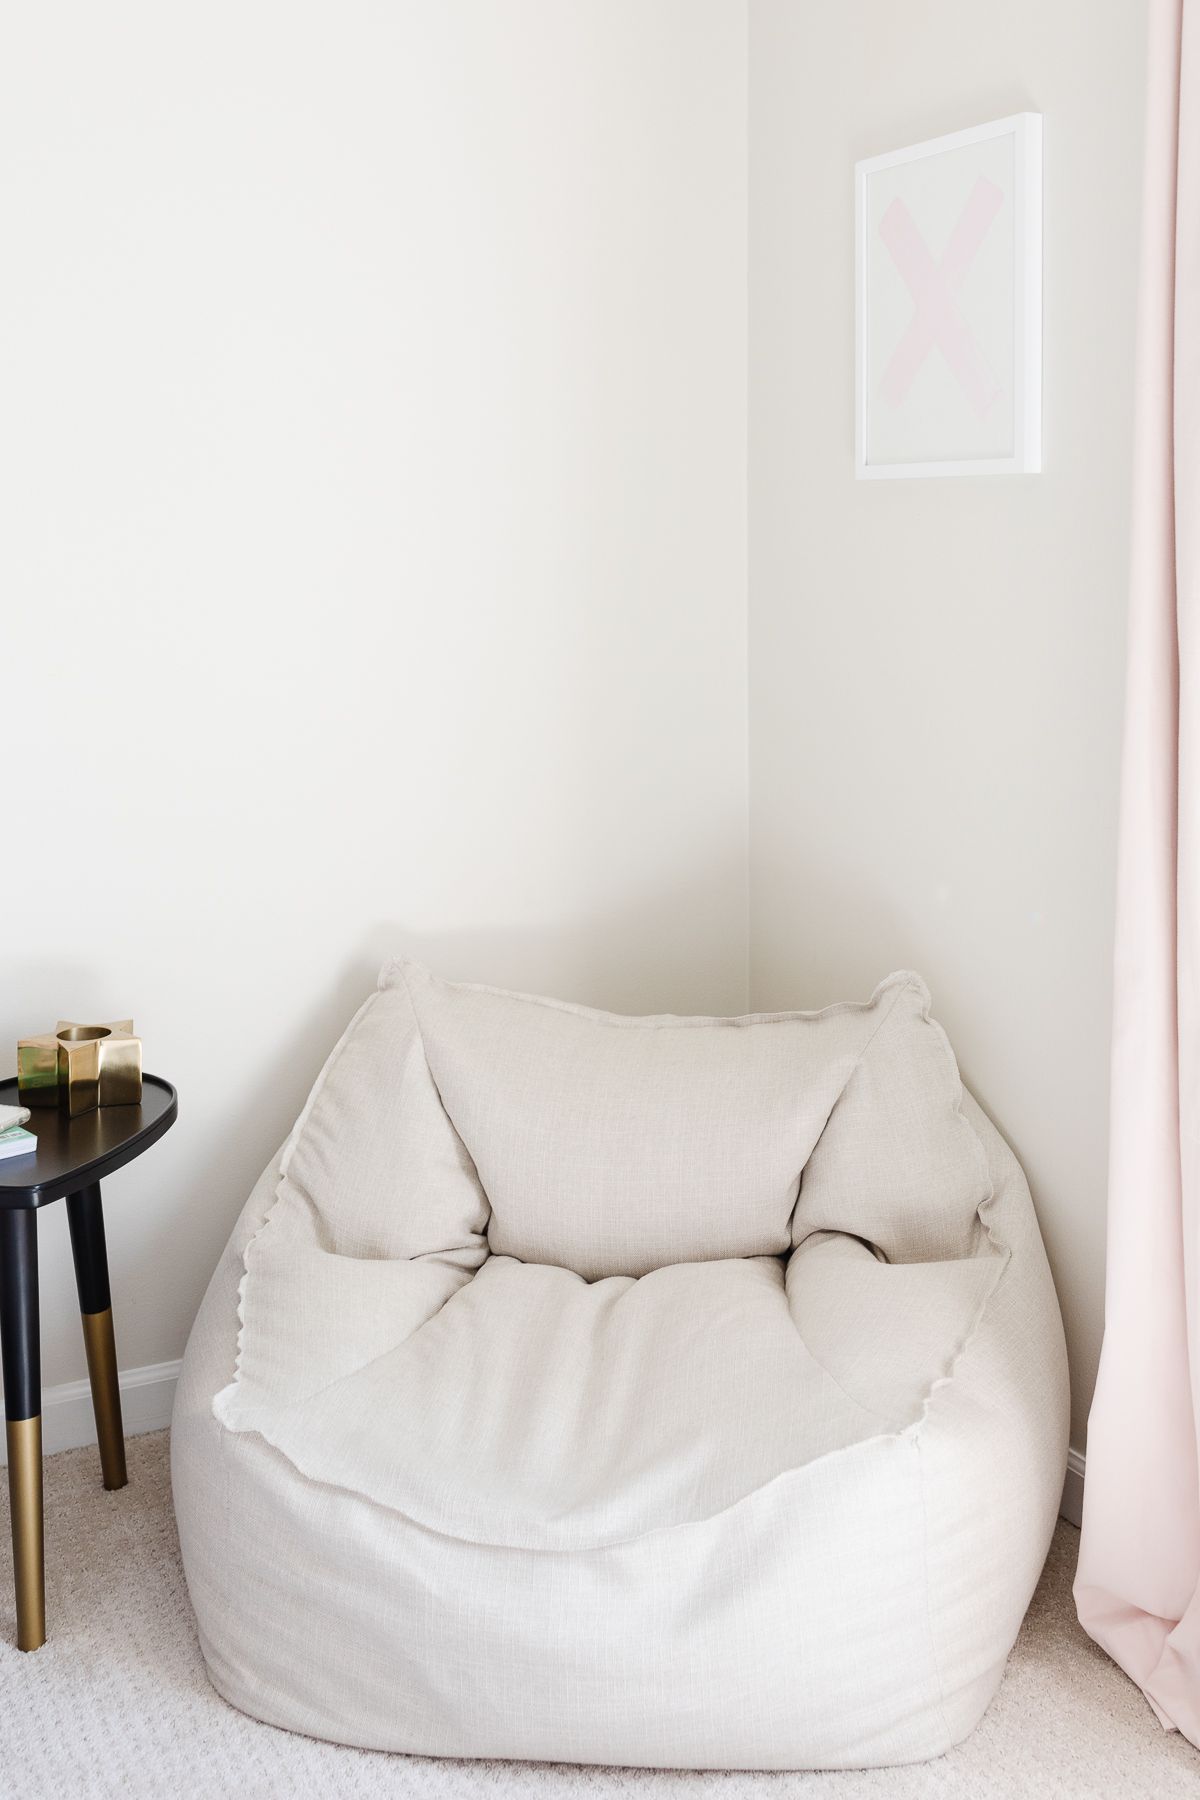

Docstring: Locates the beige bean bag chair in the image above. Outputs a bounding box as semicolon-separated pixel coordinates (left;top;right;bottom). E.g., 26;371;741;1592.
173;962;1068;1770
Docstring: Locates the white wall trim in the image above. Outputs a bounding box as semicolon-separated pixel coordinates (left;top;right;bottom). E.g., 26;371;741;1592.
0;1359;181;1464
1061;1446;1086;1527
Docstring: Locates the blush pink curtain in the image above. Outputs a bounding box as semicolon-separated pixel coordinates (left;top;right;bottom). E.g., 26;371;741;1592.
1074;0;1200;1747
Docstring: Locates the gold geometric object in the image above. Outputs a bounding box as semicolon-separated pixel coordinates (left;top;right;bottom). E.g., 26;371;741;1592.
16;1021;142;1115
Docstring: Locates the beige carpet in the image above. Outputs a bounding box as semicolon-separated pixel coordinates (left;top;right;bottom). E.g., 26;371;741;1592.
0;1433;1195;1799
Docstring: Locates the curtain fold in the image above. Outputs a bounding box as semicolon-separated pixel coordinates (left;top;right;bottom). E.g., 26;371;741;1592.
1074;0;1200;1747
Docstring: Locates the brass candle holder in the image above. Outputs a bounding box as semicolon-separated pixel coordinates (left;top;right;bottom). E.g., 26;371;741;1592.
17;1021;142;1116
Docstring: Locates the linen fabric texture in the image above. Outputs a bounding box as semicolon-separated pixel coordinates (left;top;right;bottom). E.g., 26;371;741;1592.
173;961;1068;1770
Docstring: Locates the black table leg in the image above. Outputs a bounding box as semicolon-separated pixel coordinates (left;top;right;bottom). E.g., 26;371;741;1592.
66;1184;127;1494
0;1209;43;1651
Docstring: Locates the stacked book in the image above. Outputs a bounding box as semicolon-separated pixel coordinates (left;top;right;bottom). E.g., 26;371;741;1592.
0;1101;35;1161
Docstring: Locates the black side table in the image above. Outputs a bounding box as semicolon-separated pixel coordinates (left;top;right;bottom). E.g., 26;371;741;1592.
0;1074;177;1650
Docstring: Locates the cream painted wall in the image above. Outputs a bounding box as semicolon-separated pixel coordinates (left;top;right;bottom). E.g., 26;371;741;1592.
1;1;1147;1458
747;0;1147;1449
1;3;748;1387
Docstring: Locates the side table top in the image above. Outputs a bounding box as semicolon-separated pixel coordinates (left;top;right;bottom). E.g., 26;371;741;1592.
0;1075;177;1208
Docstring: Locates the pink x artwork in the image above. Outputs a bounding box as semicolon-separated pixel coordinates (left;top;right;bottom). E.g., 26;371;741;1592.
879;176;1005;417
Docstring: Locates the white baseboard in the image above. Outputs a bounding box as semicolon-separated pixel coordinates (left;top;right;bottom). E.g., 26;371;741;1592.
1060;1446;1085;1527
0;1359;181;1463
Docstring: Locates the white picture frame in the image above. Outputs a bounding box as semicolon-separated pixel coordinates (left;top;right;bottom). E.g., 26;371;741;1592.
855;113;1042;480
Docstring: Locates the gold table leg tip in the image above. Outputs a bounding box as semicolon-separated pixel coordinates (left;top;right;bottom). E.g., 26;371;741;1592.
6;1417;45;1652
80;1309;127;1492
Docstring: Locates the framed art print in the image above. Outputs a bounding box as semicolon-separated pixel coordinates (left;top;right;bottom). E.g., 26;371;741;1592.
855;113;1042;479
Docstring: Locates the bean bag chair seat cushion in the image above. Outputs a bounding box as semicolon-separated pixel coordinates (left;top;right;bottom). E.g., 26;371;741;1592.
172;961;1068;1771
